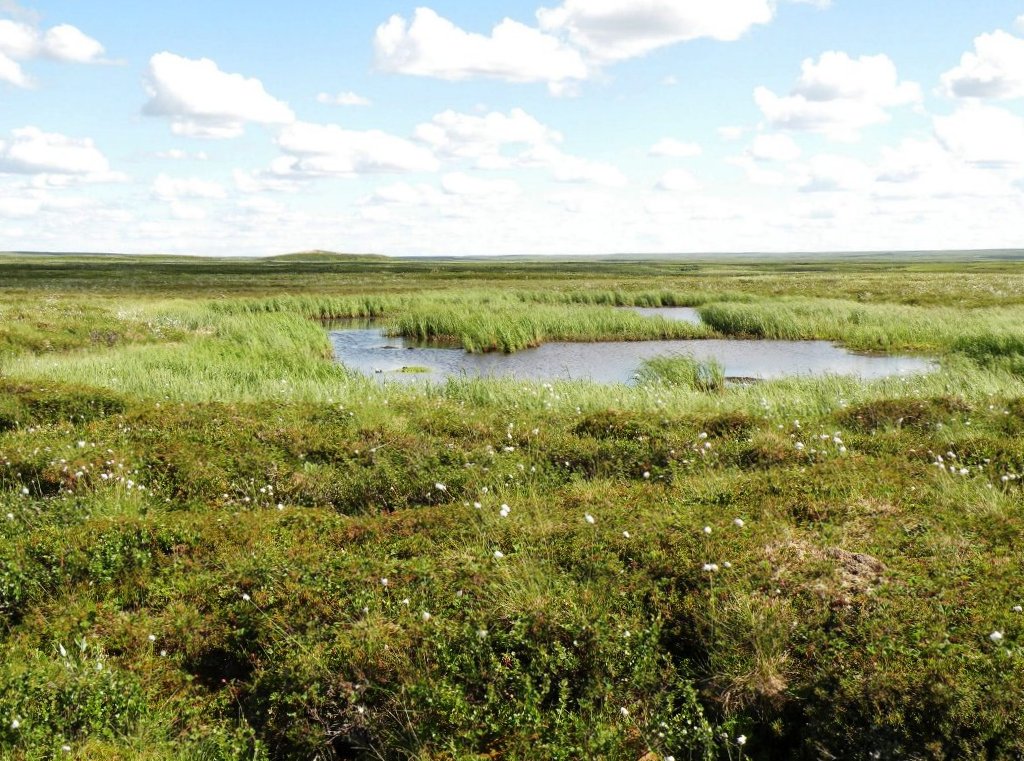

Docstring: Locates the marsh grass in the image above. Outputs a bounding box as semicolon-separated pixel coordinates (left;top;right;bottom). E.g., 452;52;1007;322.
636;355;726;392
4;257;1024;758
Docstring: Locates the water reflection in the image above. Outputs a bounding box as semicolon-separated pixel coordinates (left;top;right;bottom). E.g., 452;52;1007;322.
328;325;935;385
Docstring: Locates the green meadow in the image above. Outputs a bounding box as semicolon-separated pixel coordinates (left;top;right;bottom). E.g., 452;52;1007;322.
3;253;1024;759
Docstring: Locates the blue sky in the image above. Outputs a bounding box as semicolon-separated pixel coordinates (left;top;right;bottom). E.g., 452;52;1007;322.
1;0;1023;255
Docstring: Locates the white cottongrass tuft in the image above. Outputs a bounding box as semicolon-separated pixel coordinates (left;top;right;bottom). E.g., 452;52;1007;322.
990;631;1004;643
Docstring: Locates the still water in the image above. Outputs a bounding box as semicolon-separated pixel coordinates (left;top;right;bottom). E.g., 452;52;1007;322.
328;324;935;385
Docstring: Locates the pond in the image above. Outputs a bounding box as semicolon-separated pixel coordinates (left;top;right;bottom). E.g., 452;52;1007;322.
327;325;936;385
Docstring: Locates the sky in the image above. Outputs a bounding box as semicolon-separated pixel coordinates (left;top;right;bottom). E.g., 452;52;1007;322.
1;0;1023;257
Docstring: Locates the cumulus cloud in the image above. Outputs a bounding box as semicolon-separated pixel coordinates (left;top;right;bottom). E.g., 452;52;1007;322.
0;126;111;175
363;181;446;207
536;0;773;62
520;143;627;186
874;137;1014;200
440;172;521;197
749;134;802;161
274;121;440;177
374;8;588;94
411;107;625;187
934;103;1024;167
755;52;921;140
718;126;747;142
649;138;702;158
940;30;1024;100
143;52;295;139
0;17;105;86
799;154;874;192
316;91;371;106
152;174;227;202
415;108;560;168
656;168;701;192
154;149;209;161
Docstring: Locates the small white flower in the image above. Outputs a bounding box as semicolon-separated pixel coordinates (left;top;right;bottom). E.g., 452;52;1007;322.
380;578;389;587
20;487;29;496
499;504;511;518
1014;606;1023;613
435;483;446;492
401;598;410;606
619;707;629;717
622;531;631;539
733;518;744;528
241;593;251;602
77;441;86;448
422;611;432;622
160;649;167;657
147;634;156;642
11;719;20;729
723;561;732;569
477;629;488;639
584;513;596;525
990;631;1004;643
493;550;505;560
643;471;651;479
703;563;720;573
473;501;482;509
5;513;13;521
62;745;71;752
737;735;747;746
666;756;675;761
703;526;712;535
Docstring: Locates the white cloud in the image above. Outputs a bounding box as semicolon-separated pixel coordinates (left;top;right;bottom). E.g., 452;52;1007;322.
274;121;440;177
537;0;773;62
316;91;372;107
0;126;110;175
649;138;702;158
155;149;209;161
440;172;520;197
143;52;295;139
41;24;105;63
363;181;446;207
934;103;1024;167
0;195;39;217
520;143;627;186
726;156;792;186
718;126;747;142
874;137;1014;200
755;52;921;140
749;134;802;161
415;108;560;168
656;168;701;192
940;30;1024;100
232;169;301;194
0;49;26;86
374;8;588;94
1017;15;1024;33
800;154;874;192
152;174;226;202
169;202;207;221
0;18;104;86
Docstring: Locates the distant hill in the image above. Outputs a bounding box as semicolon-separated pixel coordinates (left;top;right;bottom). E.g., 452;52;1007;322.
263;251;390;263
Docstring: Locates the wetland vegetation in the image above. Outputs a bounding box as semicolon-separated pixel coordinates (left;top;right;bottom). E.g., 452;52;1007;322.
2;253;1024;759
